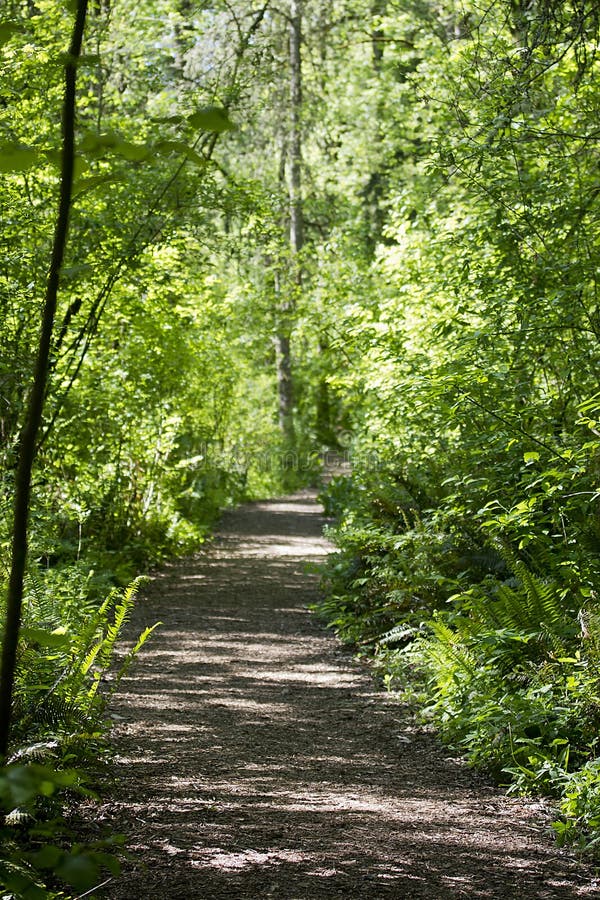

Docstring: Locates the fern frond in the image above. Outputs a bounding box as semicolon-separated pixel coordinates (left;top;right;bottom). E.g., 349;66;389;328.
427;619;477;675
5;807;35;826
8;740;59;764
492;541;569;637
79;640;103;677
109;621;161;693
67;591;115;676
467;594;505;632
23;570;59;629
377;623;419;646
98;579;142;669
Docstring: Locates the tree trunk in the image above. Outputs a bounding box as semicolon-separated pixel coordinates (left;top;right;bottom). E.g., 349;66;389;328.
362;0;386;252
275;331;295;444
275;0;303;449
289;0;304;260
0;0;89;761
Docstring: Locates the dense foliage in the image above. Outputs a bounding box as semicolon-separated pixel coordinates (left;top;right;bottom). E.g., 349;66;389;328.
0;2;307;894
2;0;600;893
315;0;600;856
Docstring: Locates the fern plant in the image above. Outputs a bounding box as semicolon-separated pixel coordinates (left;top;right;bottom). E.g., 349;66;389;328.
1;579;159;899
426;615;478;677
12;578;159;752
446;546;576;665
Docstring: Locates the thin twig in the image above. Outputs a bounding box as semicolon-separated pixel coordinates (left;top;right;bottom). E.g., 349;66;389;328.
73;877;114;899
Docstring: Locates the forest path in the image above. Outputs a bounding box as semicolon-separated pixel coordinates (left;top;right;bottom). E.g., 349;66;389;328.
89;490;598;899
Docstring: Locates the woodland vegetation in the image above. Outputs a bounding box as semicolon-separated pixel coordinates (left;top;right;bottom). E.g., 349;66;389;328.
1;0;600;895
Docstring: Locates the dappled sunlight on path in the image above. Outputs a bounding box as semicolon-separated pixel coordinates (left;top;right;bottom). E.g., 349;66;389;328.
88;491;598;899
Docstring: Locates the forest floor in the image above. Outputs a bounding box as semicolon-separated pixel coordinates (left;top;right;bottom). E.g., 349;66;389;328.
79;490;600;899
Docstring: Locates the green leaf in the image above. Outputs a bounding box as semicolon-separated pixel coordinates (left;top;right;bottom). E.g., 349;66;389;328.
55;852;100;891
92;850;121;877
523;451;540;464
0;144;41;173
80;131;120;154
20;626;71;649
0;765;82;812
152;114;183;125
31;845;64;869
44;149;89;178
73;172;125;197
188;106;235;133
578;392;600;414
79;132;150;162
113;140;151;162
155;140;206;167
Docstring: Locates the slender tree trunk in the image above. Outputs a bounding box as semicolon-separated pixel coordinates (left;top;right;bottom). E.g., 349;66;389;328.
362;0;386;251
289;0;304;260
275;0;303;448
315;336;334;445
275;328;295;442
314;1;335;446
0;0;89;761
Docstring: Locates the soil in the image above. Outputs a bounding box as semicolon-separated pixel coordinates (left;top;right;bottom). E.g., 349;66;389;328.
81;490;600;898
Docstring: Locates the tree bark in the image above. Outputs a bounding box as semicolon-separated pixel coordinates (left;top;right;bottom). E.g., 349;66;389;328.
275;330;295;443
275;0;303;449
0;0;89;761
289;0;304;259
362;0;386;251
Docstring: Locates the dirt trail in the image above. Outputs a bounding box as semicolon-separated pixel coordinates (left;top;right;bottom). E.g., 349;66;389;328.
88;491;599;898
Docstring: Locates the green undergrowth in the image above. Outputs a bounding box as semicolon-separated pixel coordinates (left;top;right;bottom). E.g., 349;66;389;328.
0;578;157;898
317;459;600;857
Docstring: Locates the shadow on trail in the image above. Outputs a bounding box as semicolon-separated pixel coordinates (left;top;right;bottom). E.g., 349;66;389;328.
95;491;596;899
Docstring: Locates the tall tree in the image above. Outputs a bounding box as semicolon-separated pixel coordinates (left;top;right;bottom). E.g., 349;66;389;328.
0;0;89;760
275;0;304;448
